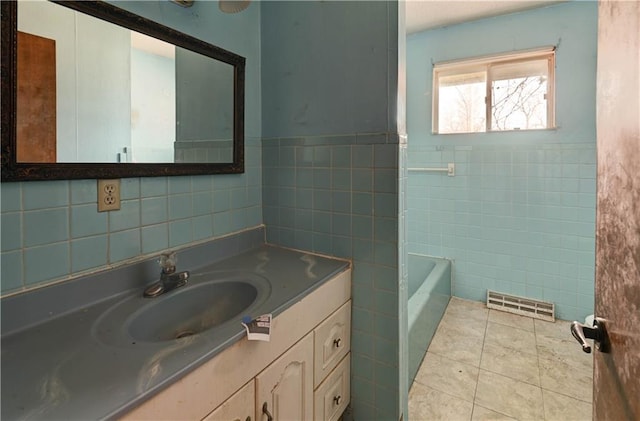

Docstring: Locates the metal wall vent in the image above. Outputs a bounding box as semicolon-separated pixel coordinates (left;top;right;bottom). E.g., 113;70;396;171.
487;290;555;322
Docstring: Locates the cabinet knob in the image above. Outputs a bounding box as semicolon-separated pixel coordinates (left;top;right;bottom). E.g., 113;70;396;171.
262;402;274;421
333;395;342;406
333;338;341;348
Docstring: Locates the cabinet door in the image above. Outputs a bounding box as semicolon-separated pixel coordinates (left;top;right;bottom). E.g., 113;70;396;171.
203;380;254;421
256;334;314;421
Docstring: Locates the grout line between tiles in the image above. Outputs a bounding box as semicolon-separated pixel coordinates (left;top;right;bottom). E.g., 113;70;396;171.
412;350;480;405
539;384;594;405
470;305;490;411
485;320;540;358
534;316;549;420
471;403;516;421
417;382;475;406
470;404;478;421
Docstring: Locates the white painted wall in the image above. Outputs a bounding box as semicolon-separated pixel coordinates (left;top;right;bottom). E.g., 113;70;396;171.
131;47;175;163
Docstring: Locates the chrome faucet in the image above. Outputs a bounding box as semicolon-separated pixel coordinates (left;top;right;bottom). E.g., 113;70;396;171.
143;251;189;298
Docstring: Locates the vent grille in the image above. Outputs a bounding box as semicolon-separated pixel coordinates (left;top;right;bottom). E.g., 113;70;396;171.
487;290;555;322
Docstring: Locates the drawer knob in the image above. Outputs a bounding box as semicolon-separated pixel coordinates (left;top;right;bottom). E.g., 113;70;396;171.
333;395;342;406
333;338;341;348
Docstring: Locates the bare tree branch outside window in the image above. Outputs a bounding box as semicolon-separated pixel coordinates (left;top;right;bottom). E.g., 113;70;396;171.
492;76;547;130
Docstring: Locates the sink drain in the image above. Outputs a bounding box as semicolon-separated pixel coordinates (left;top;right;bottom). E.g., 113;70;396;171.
175;330;196;339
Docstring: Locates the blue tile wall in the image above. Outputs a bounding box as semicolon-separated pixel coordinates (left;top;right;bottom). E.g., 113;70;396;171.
406;143;596;321
23;242;70;285
406;2;597;322
0;138;262;294
263;134;400;420
71;236;108;272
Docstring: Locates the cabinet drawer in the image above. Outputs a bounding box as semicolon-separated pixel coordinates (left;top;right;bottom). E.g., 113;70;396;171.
313;301;351;387
203;380;254;421
313;353;350;421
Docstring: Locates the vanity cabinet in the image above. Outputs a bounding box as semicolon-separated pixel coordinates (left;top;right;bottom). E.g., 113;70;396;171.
123;268;351;421
256;334;314;421
210;303;351;421
203;380;254;421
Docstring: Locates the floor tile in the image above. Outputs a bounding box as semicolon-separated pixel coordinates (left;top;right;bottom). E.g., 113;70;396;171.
438;299;488;340
539;355;593;403
438;311;487;339
475;370;544;420
409;382;473;421
414;352;479;402
488;309;535;331
445;297;489;323
485;322;537;356
409;298;594;421
480;341;540;386
471;405;516;421
536;333;593;371
427;321;484;367
534;319;573;340
543;389;592;421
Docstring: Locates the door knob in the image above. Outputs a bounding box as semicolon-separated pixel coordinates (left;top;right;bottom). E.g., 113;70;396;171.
570;317;609;353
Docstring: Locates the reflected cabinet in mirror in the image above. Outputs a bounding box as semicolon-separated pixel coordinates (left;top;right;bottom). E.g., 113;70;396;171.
1;0;245;181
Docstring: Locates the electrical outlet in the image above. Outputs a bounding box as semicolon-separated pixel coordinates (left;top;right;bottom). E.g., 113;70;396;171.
97;179;121;212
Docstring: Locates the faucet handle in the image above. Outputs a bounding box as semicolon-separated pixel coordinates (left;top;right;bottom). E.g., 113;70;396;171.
159;251;177;273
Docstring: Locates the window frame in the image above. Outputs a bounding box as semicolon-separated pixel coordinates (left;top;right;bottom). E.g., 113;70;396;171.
432;47;556;134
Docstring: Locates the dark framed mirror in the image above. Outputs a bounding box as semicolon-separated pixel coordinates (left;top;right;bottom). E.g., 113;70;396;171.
1;0;245;181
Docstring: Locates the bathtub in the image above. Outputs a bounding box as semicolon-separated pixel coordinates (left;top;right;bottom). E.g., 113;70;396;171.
408;253;451;386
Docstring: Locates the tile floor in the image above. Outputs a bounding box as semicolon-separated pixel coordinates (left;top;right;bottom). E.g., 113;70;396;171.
409;297;594;421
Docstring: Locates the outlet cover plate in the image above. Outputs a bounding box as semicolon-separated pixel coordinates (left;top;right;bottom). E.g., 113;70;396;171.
97;179;121;212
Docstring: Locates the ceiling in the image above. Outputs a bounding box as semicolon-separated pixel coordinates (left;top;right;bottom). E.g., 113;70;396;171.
405;0;565;34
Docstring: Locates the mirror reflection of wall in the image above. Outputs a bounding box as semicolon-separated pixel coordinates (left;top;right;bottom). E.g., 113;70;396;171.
175;49;234;163
16;0;237;165
130;32;176;163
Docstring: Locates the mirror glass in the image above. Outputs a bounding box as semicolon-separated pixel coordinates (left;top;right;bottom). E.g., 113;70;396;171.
2;0;245;180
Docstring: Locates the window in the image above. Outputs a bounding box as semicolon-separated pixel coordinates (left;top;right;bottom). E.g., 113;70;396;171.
433;48;555;134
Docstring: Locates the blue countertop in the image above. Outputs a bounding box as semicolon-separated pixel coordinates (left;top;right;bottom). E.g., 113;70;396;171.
1;244;349;420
